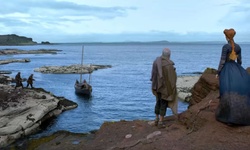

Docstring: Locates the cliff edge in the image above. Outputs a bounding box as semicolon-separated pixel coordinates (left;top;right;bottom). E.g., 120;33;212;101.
0;34;37;45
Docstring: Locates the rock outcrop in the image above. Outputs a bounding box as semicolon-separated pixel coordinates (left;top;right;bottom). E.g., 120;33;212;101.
41;41;51;44
0;34;37;45
0;59;30;65
34;64;112;74
0;49;61;55
189;68;219;106
0;71;11;75
189;67;250;107
0;84;78;148
0;75;12;84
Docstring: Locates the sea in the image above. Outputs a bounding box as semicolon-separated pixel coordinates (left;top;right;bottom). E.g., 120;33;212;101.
0;42;250;138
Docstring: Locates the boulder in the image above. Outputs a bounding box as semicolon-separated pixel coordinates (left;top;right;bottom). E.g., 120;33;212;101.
189;68;219;107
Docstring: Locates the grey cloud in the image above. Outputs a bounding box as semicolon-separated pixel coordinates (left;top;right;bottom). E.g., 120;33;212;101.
0;0;136;32
0;0;135;19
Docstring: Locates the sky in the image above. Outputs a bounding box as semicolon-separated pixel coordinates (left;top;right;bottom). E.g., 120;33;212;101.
0;0;250;43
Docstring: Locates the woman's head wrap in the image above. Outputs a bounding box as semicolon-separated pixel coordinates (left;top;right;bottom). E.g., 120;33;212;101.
224;28;237;60
162;48;171;60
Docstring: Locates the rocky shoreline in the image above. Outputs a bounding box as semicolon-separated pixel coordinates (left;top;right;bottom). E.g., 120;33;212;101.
0;49;61;66
0;71;200;148
0;81;78;148
7;67;249;150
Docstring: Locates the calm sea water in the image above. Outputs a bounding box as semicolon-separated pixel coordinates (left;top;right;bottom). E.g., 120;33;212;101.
0;42;250;138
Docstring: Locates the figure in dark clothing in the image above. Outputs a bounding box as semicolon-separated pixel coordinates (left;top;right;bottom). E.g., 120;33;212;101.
75;80;79;84
15;72;23;89
151;48;178;128
27;74;35;88
81;79;89;89
215;28;250;125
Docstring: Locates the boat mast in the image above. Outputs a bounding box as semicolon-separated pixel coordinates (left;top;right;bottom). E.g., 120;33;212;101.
80;45;84;83
88;64;91;84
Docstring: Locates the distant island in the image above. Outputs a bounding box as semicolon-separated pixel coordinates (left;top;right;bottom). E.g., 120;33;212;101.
41;41;51;44
0;34;52;45
0;34;37;45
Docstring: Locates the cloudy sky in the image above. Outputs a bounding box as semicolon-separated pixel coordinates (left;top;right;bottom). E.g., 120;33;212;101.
0;0;249;43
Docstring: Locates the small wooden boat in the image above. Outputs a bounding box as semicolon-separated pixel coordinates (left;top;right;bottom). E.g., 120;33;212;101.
74;46;92;97
74;80;92;96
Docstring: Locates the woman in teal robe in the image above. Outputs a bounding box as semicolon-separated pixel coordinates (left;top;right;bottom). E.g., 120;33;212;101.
216;28;250;125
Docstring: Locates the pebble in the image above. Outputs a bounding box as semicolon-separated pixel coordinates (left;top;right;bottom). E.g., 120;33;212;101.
125;134;132;139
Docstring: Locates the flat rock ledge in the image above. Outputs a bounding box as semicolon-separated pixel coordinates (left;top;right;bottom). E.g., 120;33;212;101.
0;49;61;55
0;58;31;65
34;64;112;74
0;84;78;148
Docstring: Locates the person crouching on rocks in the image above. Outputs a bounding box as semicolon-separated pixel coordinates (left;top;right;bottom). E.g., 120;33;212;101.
27;74;35;88
15;72;23;89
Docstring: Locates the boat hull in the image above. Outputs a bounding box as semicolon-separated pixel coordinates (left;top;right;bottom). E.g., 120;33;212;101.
74;83;92;96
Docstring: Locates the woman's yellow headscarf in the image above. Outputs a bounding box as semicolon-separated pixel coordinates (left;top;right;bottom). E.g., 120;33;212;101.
224;28;237;60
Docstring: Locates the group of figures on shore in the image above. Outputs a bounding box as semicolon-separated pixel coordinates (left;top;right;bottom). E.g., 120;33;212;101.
151;28;250;128
14;72;35;89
